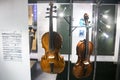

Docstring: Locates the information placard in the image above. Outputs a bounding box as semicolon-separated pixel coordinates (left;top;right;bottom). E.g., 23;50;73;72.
1;31;22;62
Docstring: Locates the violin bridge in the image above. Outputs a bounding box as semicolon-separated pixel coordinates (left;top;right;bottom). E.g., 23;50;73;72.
48;56;55;59
83;61;89;65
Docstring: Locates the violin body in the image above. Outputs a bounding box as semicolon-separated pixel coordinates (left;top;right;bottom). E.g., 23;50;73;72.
40;32;65;73
73;40;93;78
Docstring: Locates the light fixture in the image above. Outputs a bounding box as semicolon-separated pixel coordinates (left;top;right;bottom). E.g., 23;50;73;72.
31;14;33;17
103;33;109;38
59;12;64;17
58;7;66;18
106;25;110;29
102;14;108;19
104;9;110;14
100;20;111;29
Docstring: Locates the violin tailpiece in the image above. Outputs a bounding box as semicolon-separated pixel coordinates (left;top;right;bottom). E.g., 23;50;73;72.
49;62;54;73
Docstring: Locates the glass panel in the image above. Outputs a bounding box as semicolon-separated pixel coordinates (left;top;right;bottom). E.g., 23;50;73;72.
57;4;72;54
94;4;116;55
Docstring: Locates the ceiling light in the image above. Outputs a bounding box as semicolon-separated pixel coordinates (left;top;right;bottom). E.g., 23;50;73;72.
103;14;108;19
106;25;110;29
103;33;109;38
59;12;64;17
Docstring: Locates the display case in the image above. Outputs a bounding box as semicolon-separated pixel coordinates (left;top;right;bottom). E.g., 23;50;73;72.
29;0;120;80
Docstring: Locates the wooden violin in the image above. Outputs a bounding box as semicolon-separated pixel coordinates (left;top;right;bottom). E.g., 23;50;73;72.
40;2;65;74
29;27;37;53
72;13;94;78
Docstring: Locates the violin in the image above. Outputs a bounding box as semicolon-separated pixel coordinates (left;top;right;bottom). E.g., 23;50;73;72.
29;27;37;53
40;2;65;74
72;13;94;78
31;28;37;52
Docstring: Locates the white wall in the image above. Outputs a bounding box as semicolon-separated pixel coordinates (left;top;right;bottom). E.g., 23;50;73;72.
0;0;31;80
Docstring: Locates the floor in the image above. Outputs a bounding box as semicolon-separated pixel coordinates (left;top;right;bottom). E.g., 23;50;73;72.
30;61;57;80
30;61;117;80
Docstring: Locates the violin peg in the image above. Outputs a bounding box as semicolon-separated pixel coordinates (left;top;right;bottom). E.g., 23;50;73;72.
47;8;50;10
46;12;50;14
53;6;57;9
53;10;57;13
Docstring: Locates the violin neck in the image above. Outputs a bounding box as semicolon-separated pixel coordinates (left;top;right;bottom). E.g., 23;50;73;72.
85;27;89;59
49;4;54;50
